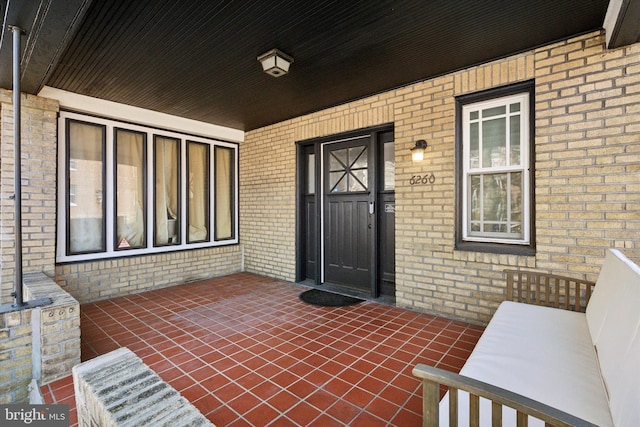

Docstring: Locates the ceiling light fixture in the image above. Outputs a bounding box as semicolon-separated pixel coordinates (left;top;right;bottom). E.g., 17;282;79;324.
410;139;428;162
257;49;294;77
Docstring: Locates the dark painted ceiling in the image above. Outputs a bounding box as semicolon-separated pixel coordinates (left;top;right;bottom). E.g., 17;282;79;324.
0;0;621;131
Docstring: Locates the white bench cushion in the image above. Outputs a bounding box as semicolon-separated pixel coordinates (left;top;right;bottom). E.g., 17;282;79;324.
586;249;640;427
440;301;612;427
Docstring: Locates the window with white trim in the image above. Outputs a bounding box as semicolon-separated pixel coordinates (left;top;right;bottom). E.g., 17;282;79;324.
57;111;238;262
458;83;533;251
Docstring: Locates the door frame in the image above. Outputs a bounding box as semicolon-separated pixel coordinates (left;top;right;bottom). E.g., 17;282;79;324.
296;124;393;297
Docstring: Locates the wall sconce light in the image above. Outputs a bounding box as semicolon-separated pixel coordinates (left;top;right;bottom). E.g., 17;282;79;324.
410;139;428;162
257;48;294;77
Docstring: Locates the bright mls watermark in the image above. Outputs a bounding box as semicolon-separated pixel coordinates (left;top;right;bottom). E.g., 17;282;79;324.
1;405;69;426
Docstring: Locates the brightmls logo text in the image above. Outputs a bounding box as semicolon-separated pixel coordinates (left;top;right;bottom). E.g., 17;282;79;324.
1;405;68;426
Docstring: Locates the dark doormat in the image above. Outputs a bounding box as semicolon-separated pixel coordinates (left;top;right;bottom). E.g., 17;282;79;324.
299;289;364;307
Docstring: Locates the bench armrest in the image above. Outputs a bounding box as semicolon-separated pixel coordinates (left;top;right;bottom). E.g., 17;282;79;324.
504;269;595;312
412;364;597;427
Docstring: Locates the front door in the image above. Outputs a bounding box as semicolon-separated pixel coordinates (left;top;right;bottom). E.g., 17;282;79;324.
322;137;373;292
297;126;395;298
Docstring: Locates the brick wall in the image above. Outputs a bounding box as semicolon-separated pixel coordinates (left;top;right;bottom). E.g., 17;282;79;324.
242;31;640;324
533;32;640;273
0;273;80;404
0;309;32;403
24;272;80;385
0;91;58;305
55;245;242;303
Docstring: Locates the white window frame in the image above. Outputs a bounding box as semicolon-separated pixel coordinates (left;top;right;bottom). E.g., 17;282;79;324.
461;92;530;245
56;111;239;263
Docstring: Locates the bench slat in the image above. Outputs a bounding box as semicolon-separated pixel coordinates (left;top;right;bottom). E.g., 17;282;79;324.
412;364;597;427
504;270;595;313
491;401;502;427
449;388;458;427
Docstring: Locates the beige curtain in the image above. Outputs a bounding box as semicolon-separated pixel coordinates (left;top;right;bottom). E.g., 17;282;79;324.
215;147;232;239
155;138;179;244
188;142;208;241
69;121;105;253
116;130;145;248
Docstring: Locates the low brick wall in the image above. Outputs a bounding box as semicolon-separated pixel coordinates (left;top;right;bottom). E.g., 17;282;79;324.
0;308;33;403
73;348;213;427
56;245;242;304
0;272;80;404
24;272;80;385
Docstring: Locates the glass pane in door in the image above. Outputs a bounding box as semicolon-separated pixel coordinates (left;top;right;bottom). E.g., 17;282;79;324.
383;141;395;190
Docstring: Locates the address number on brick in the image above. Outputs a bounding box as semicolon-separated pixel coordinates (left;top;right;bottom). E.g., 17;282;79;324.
409;173;436;185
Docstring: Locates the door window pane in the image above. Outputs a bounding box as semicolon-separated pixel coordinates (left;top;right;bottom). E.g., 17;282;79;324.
307;153;315;194
154;137;180;245
350;146;367;168
383;141;395;190
115;129;146;249
68;121;105;254
330;171;348;192
350;169;368;191
328;146;368;193
188;142;209;242
330;150;347;170
215;146;234;240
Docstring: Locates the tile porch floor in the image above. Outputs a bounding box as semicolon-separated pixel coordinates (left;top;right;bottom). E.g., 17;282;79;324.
41;273;484;426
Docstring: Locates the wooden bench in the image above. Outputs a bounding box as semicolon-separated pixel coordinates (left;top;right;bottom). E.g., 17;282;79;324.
413;249;640;426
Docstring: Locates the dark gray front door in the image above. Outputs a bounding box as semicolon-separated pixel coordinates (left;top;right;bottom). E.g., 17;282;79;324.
323;137;373;291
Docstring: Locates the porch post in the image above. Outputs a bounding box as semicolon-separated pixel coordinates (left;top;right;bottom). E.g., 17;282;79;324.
10;25;24;308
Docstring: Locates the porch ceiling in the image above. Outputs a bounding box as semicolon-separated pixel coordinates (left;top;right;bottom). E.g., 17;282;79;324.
0;0;626;132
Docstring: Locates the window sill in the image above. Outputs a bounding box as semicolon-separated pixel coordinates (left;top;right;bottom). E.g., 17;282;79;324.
56;240;238;264
455;240;535;257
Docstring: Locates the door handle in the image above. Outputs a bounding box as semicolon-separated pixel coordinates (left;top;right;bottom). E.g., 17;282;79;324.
369;201;375;215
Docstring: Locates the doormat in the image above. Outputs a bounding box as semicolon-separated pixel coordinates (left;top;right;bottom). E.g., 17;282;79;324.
299;289;364;307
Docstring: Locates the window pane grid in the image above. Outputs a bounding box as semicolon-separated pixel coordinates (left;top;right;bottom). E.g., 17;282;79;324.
462;91;529;245
59;112;238;262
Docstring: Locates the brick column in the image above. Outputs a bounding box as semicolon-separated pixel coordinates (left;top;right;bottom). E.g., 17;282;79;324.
0;89;59;304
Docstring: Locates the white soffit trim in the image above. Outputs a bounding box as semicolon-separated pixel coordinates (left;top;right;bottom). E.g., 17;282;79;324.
38;86;245;143
604;0;624;47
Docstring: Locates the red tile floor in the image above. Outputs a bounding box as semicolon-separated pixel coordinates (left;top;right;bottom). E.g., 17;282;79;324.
41;273;484;426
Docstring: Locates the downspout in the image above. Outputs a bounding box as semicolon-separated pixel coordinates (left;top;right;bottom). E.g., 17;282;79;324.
10;24;24;308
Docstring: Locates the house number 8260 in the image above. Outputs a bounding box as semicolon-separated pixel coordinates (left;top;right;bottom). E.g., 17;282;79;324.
409;173;436;185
